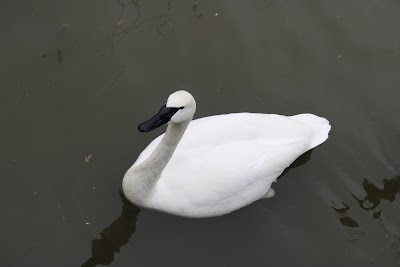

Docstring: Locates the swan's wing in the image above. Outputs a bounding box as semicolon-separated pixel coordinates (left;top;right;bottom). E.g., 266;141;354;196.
134;113;320;166
140;113;328;215
157;136;309;202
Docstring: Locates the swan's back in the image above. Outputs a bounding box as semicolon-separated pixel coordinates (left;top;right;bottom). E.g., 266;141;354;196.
135;113;330;165
134;113;330;217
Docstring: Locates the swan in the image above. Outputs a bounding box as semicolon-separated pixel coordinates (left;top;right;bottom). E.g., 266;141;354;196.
122;90;331;218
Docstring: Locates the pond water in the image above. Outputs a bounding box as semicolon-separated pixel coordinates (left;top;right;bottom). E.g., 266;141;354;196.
2;0;400;266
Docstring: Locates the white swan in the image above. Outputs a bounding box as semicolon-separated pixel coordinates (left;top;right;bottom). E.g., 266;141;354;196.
122;90;331;218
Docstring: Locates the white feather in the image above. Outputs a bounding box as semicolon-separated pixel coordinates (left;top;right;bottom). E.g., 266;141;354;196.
123;91;331;218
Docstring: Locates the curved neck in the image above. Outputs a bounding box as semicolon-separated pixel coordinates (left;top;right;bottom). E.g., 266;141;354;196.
123;121;190;204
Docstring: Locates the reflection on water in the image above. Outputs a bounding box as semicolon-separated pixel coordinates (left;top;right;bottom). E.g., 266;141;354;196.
280;149;313;177
333;176;400;228
81;192;140;267
79;150;313;266
331;202;360;228
339;216;359;228
352;176;400;212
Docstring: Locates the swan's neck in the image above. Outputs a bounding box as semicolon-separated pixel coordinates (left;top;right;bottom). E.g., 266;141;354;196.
123;121;190;205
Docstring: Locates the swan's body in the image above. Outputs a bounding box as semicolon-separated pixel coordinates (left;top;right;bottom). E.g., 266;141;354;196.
123;91;330;218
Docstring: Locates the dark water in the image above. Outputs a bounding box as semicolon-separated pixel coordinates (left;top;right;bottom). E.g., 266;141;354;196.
2;0;400;266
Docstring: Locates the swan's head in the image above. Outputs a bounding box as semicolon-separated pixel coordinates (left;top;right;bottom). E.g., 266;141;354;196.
138;90;196;132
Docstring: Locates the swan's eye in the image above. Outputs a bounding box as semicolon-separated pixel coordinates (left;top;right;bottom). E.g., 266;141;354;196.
179;106;184;109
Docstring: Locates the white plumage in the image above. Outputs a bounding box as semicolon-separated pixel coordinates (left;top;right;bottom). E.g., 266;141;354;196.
123;91;330;218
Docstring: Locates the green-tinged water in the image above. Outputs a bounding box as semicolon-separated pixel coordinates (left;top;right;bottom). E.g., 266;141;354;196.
1;0;400;266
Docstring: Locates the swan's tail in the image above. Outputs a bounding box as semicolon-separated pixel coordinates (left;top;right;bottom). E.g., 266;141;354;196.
290;113;331;150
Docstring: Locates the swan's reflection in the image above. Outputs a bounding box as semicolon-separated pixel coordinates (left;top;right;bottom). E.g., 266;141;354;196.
280;149;313;177
332;175;400;228
81;191;140;267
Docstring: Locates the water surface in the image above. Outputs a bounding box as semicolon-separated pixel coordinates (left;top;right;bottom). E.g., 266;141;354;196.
2;0;400;266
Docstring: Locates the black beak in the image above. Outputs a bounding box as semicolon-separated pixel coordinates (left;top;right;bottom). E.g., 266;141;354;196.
138;104;180;132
